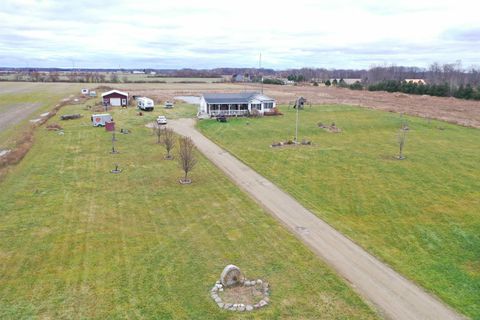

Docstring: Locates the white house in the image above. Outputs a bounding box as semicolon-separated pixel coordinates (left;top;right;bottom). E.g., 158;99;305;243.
198;92;276;117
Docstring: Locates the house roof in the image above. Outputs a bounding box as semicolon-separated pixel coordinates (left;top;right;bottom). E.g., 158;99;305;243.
202;92;274;104
101;90;128;97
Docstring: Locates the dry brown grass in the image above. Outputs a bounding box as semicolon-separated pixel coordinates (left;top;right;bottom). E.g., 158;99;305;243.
117;82;480;128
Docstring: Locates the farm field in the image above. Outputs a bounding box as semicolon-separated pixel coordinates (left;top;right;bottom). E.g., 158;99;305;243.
105;82;480;128
0;82;84;147
0;73;225;83
0;101;378;319
198;105;480;318
122;74;225;83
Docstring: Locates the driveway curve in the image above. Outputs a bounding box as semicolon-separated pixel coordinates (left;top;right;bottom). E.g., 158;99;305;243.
169;118;465;320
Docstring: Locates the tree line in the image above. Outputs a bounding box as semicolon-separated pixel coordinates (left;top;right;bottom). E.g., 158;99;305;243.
366;80;480;100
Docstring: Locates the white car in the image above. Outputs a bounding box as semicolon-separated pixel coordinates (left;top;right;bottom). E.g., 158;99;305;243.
157;115;167;125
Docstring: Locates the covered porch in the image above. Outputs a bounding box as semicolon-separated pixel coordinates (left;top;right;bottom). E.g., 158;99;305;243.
208;103;249;116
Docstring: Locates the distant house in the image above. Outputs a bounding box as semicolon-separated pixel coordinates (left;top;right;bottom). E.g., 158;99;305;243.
132;70;145;74
102;90;129;107
199;92;275;117
404;79;426;85
231;74;251;82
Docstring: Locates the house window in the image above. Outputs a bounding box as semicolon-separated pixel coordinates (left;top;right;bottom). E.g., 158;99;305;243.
122;99;126;104
251;103;261;110
264;102;274;109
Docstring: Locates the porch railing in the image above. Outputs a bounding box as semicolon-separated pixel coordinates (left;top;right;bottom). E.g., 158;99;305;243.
209;110;249;116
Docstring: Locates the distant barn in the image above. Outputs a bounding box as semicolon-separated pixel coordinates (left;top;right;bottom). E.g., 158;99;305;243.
102;90;129;107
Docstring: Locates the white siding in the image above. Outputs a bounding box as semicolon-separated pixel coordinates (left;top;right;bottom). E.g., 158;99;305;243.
199;96;208;114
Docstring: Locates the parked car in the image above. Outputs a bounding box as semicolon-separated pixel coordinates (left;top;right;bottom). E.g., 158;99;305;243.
157;115;167;125
216;115;227;122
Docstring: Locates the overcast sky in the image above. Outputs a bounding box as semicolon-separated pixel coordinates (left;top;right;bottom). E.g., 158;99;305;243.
1;0;479;69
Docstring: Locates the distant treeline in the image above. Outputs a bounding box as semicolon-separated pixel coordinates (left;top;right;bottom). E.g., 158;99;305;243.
366;80;480;100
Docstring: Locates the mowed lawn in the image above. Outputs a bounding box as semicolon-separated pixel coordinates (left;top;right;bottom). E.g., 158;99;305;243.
0;103;378;319
198;105;480;318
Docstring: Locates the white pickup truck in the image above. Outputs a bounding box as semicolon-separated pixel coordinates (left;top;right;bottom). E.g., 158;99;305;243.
157;115;167;125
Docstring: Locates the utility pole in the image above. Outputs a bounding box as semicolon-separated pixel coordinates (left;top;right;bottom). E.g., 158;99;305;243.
295;100;299;144
259;53;263;94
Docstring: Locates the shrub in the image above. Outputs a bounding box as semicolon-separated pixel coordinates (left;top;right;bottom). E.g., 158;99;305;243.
262;78;284;85
349;81;363;90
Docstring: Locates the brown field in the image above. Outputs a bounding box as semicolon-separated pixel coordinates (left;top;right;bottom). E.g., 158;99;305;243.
115;82;480;128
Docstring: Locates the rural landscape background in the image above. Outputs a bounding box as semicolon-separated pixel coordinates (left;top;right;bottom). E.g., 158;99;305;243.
1;0;479;319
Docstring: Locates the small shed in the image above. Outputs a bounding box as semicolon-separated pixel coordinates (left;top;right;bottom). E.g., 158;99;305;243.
102;90;129;107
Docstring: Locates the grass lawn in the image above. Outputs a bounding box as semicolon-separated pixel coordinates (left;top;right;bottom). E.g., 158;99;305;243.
0;102;378;319
198;105;480;319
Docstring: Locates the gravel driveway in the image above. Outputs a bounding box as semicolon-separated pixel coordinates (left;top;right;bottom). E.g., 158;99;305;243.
169;118;465;320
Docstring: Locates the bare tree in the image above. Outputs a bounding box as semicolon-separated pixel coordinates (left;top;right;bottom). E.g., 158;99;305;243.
110;73;119;83
397;126;407;160
162;128;175;159
178;136;197;184
153;124;163;144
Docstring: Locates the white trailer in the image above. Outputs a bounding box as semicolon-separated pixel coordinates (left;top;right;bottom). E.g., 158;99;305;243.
91;113;113;127
137;97;155;111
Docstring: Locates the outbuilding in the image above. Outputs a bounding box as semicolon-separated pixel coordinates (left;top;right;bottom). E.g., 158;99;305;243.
102;90;129;107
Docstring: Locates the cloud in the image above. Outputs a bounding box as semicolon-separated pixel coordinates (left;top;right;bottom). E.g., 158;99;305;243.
0;0;479;69
443;28;480;42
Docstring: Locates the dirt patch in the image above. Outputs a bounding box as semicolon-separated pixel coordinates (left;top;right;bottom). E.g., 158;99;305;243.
220;285;265;305
46;123;63;131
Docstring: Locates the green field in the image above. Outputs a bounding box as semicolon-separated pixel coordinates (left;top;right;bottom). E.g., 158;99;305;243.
0;102;378;319
198;105;480;318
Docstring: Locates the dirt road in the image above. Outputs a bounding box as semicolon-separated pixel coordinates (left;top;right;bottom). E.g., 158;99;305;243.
0;103;41;133
169;118;465;320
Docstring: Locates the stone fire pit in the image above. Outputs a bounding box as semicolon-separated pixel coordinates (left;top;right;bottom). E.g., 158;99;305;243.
210;265;270;312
